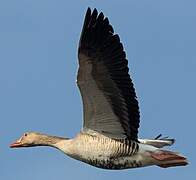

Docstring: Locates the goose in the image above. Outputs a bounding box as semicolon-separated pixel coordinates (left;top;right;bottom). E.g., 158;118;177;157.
10;8;188;169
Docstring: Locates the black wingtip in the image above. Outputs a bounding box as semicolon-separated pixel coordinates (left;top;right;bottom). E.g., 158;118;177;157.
86;8;104;23
170;138;176;145
87;7;98;14
92;8;98;13
155;134;162;139
86;7;91;16
91;8;98;18
154;134;176;145
98;12;104;19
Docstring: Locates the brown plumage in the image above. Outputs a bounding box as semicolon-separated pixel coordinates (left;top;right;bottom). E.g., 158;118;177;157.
10;8;188;170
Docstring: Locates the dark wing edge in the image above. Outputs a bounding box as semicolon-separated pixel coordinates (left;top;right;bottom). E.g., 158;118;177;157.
78;8;140;141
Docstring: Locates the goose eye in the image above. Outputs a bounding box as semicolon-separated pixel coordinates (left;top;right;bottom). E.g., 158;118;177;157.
24;133;28;137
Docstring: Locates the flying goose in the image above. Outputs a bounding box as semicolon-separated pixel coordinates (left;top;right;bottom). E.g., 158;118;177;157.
10;8;188;169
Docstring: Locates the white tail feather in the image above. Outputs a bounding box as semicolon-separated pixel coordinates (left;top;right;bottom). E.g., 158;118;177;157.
139;138;175;148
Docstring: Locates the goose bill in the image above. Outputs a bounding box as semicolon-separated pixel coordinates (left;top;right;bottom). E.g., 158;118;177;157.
10;141;23;148
10;138;23;148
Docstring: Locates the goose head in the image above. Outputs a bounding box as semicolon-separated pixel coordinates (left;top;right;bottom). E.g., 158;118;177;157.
10;132;66;148
10;132;44;148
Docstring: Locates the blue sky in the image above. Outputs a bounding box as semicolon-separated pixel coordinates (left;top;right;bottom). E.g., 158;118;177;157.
1;0;195;179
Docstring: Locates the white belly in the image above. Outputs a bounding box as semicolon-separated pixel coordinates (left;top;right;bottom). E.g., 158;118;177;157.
60;134;145;169
55;133;155;169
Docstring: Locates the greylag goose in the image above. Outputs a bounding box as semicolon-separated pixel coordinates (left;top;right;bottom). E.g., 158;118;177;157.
10;8;188;169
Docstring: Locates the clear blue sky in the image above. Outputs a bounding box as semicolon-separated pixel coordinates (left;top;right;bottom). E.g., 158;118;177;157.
1;0;195;179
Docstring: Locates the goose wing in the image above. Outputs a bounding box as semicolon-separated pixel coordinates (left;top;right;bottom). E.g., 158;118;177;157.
77;8;140;141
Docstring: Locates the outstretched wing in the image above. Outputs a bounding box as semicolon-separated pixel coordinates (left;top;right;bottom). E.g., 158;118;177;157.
77;8;140;141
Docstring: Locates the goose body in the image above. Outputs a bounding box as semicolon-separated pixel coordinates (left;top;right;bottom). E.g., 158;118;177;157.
56;132;142;169
10;8;188;170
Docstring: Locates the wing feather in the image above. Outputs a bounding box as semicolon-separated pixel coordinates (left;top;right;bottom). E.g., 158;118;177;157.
77;8;140;141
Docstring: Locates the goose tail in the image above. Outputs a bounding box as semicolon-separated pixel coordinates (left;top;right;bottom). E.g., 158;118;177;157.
150;150;188;168
139;134;175;148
